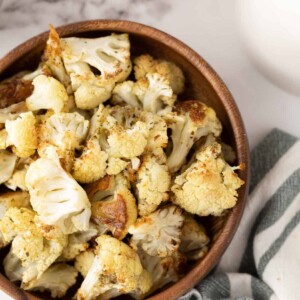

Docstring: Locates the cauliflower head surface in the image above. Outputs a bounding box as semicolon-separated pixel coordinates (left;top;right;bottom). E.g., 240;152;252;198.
5;112;38;157
172;138;244;216
165;100;222;173
72;137;108;183
91;188;137;240
25;75;68;113
129;205;184;257
135;154;171;216
134;54;185;94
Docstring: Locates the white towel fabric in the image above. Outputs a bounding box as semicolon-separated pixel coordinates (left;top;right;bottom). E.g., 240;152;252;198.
180;129;300;300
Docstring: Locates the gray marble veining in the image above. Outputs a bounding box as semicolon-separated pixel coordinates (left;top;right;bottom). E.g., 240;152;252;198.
0;0;173;30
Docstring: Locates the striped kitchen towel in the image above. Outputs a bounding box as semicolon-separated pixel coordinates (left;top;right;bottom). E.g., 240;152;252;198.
181;129;300;300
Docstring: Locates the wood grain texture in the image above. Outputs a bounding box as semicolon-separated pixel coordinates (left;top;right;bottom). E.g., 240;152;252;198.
0;20;249;300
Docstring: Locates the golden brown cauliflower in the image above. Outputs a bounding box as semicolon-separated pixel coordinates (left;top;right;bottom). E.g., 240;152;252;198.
133;54;185;94
171;137;244;216
0;207;67;284
5;112;38;157
91;187;137;240
135;154;171;216
164;100;222;173
75;249;95;278
25;75;68;113
77;235;152;300
129;205;184;257
72;137;108;183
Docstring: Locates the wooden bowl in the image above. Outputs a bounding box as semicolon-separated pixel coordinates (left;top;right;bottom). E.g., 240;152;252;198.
0;20;249;300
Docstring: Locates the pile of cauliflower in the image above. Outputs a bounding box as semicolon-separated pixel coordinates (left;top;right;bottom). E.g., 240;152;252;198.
0;26;244;299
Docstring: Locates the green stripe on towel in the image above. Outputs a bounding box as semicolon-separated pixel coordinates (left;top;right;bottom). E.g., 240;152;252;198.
250;129;297;192
257;210;300;276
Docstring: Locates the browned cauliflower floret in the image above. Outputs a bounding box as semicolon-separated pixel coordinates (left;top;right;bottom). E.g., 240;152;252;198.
172;137;244;216
25;75;68;113
139;110;168;156
112;72;176;115
61;33;131;110
0;150;17;184
135;154;171;216
107;121;149;159
106;157;128;175
91;187;137;240
179;214;210;260
72;137;108;183
134;54;185;94
77;235;152;300
5;112;38;157
0;207;67;284
0;129;8;149
21;263;78;298
164;100;222;173
137;248;187;295
38;112;89;171
129;205;184;257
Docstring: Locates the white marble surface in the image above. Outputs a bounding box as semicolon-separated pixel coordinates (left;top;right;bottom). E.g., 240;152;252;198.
0;0;300;298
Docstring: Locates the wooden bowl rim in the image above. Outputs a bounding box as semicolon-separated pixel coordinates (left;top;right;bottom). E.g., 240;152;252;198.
0;20;249;300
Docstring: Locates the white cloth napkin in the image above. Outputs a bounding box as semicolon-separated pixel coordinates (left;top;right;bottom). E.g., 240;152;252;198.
181;129;300;300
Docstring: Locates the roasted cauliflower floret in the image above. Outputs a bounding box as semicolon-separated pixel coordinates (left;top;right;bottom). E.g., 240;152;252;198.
107;121;149;159
0;150;17;184
25;75;68;113
91;188;137;240
129;205;184;257
137;248;186;295
112;81;140;107
0;193;30;248
112;72;176;114
26;154;91;234
134;54;185;94
42;25;72;92
61;33;131;109
77;235;152;300
135;154;171;216
171;137;244;216
106;157;128;175
21;263;78;298
0;207;67;284
165;100;222;173
179;215;210;260
75;249;95;278
38;112;89;171
72;137;108;183
5;112;38;157
5;157;34;191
